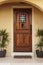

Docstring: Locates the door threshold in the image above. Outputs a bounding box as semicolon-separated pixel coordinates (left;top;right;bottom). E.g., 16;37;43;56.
12;52;33;57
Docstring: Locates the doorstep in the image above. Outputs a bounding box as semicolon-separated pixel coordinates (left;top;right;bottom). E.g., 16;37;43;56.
12;52;33;57
12;52;33;59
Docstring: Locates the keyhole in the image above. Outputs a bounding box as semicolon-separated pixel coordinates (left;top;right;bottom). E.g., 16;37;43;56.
21;23;24;28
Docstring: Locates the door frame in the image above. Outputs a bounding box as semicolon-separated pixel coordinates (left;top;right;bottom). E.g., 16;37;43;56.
11;5;34;56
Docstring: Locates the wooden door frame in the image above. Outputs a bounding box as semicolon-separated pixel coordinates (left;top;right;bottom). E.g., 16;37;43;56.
12;6;34;56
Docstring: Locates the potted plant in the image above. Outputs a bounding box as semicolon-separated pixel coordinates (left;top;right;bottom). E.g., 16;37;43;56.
36;29;43;57
0;29;9;57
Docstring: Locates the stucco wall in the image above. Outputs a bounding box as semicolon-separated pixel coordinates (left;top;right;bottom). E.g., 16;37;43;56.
34;7;43;45
0;0;43;12
0;5;43;57
34;8;43;56
0;5;12;57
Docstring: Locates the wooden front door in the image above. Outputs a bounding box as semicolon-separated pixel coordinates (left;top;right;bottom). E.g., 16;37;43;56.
13;9;32;52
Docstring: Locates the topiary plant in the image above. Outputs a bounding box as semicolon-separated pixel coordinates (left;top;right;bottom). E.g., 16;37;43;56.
0;29;9;50
36;29;43;51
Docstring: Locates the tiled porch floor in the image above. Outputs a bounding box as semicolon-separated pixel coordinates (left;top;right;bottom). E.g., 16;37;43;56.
0;57;43;63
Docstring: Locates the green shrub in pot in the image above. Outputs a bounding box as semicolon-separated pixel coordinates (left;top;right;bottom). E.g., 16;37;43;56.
36;29;43;57
0;29;9;57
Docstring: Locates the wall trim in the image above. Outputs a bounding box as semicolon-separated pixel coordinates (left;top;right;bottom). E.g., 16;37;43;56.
11;5;34;57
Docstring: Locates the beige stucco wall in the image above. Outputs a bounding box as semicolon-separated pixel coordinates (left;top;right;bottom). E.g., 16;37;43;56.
0;5;43;57
0;5;12;57
34;8;43;44
0;0;43;12
34;8;43;55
